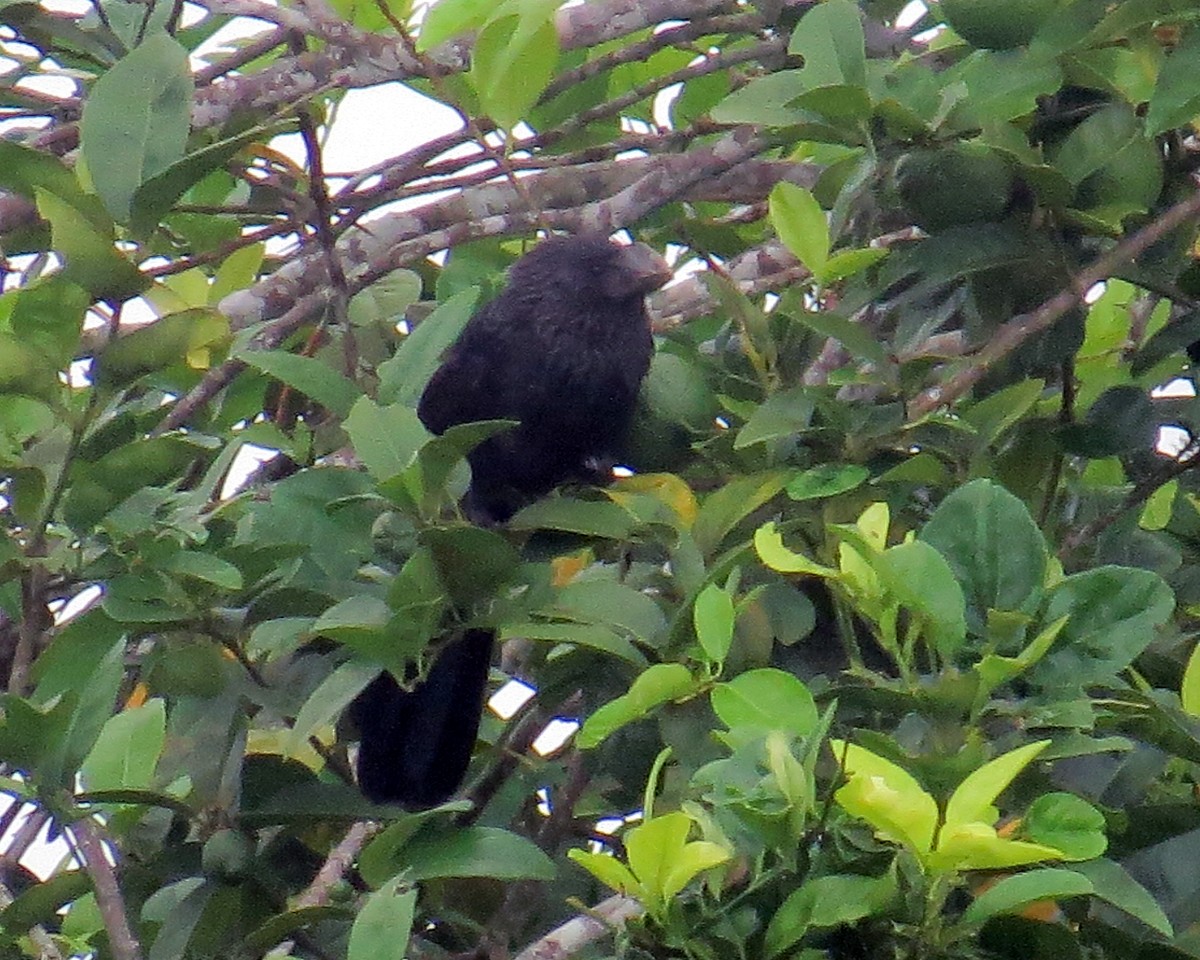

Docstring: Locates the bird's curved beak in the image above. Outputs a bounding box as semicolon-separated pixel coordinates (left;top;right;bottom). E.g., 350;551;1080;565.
614;242;674;297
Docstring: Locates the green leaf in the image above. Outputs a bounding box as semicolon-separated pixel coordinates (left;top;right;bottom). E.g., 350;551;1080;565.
237;350;361;419
1023;792;1107;861
287;659;379;758
919;479;1047;636
348;879;417;960
694;583;735;663
765;872;896;958
769;182;829;276
930;823;1066;873
79;698;166;791
959;868;1093;928
789;307;890;367
130;130;261;237
787;0;866;88
944;741;1050;827
97;309;229;386
578;663;699;749
378;288;479;406
1;873;92;933
786;463;869;501
1036;566;1174;689
1053;103;1138;187
1146;28;1200;136
2;274;88;370
421;523;520;607
1058;386;1156;458
401;826;556;880
547;579;668;645
625;812;729;912
499;620;644;664
711;70;809;126
692;471;790;556
0;140;88;207
1070;858;1173;937
209;243;265;305
416;0;494;50
948;48;1063;126
343;397;429;481
470;0;560;130
875;540;967;658
735;387;815;449
508;497;637;539
567;849;640;895
754;522;837;577
35;190;147;301
160;551;243;591
313;596;391;636
819;246;888;283
961;379;1045;447
1140;479;1177;532
80;33;194;221
830;739;938;854
1183;640;1200;718
348;269;422;327
711;669;817;738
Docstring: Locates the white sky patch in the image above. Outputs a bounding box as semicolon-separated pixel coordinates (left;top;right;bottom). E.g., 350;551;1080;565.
220;443;285;499
488;679;535;720
0;796;78;881
1152;378;1196;399
897;1;927;30
532;718;579;756
1158;426;1192;458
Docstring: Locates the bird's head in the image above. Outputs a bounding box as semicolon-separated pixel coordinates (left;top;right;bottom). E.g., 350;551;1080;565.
508;233;673;306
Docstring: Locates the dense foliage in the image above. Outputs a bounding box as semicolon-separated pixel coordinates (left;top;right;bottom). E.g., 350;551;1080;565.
3;0;1200;958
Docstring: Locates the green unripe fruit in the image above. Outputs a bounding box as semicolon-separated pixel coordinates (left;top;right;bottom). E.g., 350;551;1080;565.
896;143;1015;232
941;0;1065;49
202;829;253;881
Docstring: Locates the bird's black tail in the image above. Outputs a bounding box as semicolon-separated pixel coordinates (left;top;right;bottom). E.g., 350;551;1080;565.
352;628;495;809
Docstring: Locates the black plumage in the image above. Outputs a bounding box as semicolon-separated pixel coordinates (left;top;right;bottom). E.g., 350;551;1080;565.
352;628;495;808
418;232;671;523
355;232;670;808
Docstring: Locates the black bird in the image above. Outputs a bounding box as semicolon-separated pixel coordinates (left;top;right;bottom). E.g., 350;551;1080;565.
354;232;671;807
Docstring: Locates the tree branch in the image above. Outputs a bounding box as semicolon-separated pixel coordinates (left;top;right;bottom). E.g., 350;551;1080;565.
511;895;644;960
908;182;1200;419
70;818;143;960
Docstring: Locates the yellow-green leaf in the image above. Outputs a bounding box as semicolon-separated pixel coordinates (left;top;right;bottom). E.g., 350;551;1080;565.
754;522;837;576
944;741;1050;828
830;740;937;854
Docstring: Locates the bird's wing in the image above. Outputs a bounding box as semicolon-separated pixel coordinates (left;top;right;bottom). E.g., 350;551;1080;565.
416;306;503;434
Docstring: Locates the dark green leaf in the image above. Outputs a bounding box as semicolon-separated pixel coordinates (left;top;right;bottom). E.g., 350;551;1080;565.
919;479;1047;636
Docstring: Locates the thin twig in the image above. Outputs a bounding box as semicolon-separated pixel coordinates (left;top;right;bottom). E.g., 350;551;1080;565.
70;818;143;960
194;26;290;85
294;821;379;909
1059;437;1200;556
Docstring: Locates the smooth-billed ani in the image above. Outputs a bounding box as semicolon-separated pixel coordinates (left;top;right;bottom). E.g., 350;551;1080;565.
354;233;671;808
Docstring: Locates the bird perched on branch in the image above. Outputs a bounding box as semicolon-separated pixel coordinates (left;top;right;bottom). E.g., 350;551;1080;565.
419;232;673;523
354;232;671;808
